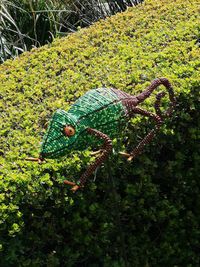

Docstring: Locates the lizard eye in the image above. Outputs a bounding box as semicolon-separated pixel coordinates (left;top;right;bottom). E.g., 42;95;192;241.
64;126;75;137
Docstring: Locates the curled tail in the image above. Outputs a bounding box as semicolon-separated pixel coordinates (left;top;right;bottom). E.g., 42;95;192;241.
136;77;176;118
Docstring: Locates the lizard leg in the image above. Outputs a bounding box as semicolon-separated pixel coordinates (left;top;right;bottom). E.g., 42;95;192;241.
120;107;162;161
65;128;112;192
128;107;162;161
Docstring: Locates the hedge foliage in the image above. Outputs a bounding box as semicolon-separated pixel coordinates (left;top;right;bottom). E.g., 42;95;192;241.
0;0;200;266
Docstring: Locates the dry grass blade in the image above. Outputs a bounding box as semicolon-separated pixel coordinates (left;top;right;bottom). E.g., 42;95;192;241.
0;0;142;62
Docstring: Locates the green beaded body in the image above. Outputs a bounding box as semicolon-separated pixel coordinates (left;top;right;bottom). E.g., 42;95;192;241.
41;88;130;159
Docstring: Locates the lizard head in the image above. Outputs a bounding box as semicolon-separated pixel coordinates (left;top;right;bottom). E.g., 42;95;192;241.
40;109;78;159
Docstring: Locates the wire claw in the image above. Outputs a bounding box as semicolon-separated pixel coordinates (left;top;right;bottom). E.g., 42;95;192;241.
90;149;104;156
25;157;39;161
71;185;80;193
25;157;45;163
63;180;82;192
127;155;134;161
118;151;131;158
63;180;76;186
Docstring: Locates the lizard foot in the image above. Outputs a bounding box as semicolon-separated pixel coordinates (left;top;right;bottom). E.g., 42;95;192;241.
119;151;131;157
90;149;104;156
119;152;134;162
25;157;45;164
127;155;134;162
71;185;80;193
64;180;82;193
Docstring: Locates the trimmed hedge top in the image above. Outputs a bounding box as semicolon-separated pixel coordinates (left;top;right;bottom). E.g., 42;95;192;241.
0;0;200;266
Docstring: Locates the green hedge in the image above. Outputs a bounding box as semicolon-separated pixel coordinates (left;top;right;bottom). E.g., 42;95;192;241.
0;0;199;266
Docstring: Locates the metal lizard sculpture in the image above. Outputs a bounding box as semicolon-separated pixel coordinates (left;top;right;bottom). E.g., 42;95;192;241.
27;78;175;192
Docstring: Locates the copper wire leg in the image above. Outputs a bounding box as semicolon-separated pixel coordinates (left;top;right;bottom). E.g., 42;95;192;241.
64;128;112;192
78;128;112;187
120;83;169;162
128;107;162;161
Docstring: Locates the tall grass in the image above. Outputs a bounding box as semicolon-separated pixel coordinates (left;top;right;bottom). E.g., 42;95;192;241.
0;0;143;63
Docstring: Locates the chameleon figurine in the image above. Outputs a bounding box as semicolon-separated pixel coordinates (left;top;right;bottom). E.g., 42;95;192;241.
27;78;175;192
